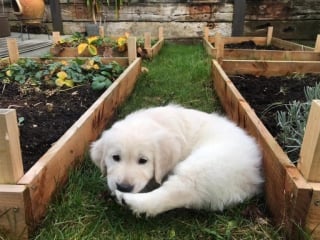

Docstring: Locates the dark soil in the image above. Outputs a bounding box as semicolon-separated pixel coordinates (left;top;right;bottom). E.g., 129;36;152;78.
229;73;320;160
0;82;103;172
224;40;285;50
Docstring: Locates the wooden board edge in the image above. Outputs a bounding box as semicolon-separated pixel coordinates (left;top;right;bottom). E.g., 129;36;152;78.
149;38;164;58
222;49;320;61
305;183;320;239
272;37;315;51
221;60;320;77
0;184;30;240
202;37;215;57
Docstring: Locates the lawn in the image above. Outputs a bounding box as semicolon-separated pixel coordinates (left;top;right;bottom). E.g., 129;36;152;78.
32;42;284;240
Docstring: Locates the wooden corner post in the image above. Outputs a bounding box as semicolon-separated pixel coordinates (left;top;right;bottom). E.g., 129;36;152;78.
0;109;24;184
6;38;19;64
215;33;224;63
267;26;274;46
159;26;164;40
315;34;320;52
298;100;320;182
52;32;61;44
204;27;209;41
127;37;137;64
144;32;151;49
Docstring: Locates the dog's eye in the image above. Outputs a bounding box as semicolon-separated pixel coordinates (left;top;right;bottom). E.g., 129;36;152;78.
112;155;121;162
138;158;148;164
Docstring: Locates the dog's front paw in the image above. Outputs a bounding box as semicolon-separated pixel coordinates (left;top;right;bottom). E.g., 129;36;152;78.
114;190;158;217
115;190;127;206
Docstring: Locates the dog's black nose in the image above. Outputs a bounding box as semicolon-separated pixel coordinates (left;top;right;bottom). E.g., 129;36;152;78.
116;183;134;192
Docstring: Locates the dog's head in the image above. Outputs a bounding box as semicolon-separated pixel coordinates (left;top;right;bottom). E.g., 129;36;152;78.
90;117;184;194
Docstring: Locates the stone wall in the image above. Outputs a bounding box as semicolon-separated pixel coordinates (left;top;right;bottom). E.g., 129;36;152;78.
4;0;320;41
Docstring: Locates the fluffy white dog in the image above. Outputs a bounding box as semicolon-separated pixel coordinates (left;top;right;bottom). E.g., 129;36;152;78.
90;105;264;216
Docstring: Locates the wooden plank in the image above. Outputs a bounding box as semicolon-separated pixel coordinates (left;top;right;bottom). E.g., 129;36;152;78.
203;37;214;57
18;58;141;224
204;26;209;41
298;100;320;182
158;26;164;40
6;38;19;64
144;32;152;49
0;185;31;240
221;49;320;61
271;37;314;51
315;35;320;52
215;33;224;63
305;183;320;238
221;60;320;77
149;38;164;58
0;109;24;184
127;37;137;64
266;26;273;45
52;31;61;44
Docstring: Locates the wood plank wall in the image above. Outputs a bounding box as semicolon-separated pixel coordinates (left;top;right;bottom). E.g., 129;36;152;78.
4;0;320;41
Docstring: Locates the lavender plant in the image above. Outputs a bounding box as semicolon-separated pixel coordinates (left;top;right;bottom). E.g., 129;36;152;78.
276;81;320;163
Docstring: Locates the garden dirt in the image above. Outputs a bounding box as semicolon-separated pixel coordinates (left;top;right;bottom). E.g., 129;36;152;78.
229;74;319;137
0;82;103;172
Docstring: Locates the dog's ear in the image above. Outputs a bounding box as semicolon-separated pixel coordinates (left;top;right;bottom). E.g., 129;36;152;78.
154;131;184;184
90;137;107;176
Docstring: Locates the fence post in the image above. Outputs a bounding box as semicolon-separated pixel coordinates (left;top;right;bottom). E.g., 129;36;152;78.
52;31;61;44
204;27;209;41
315;34;320;52
215;33;224;63
266;26;273;46
0;109;24;183
298;100;320;182
127;37;137;64
158;26;164;40
144;32;151;49
7;38;19;64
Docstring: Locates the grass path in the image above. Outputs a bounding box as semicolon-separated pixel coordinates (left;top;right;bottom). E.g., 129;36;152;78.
32;42;284;240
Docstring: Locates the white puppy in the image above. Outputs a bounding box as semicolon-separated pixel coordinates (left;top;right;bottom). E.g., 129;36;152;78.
90;104;264;216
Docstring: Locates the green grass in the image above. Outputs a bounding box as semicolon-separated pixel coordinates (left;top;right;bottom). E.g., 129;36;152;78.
31;42;284;240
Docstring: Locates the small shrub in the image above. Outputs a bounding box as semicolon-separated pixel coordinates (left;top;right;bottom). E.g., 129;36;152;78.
276;81;320;163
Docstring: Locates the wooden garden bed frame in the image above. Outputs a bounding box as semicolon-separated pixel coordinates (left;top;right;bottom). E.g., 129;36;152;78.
212;59;320;239
51;27;164;59
0;37;142;239
203;26;320;61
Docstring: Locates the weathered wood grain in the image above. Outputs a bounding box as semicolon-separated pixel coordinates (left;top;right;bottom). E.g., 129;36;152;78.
212;59;320;239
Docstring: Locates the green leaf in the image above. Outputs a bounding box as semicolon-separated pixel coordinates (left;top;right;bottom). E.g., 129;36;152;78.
91;81;106;90
100;71;111;77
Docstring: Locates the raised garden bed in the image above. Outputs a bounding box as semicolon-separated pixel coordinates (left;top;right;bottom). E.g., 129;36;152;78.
212;59;320;239
0;38;142;239
203;27;320;61
50;27;164;59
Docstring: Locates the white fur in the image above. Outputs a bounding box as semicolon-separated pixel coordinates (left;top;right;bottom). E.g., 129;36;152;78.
90;105;264;216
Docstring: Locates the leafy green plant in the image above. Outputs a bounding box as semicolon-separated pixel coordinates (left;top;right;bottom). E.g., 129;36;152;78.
276;81;320;163
0;57;124;91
